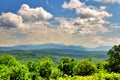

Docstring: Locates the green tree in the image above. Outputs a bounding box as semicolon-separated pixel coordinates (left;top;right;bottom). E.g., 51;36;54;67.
107;45;120;73
58;57;77;76
50;67;62;79
27;61;41;80
0;55;18;67
0;65;10;80
75;59;97;76
9;65;29;80
0;55;29;80
37;58;54;80
96;61;109;73
27;61;37;72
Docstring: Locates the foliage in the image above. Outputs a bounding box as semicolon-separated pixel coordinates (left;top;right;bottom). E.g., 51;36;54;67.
107;45;120;73
0;49;108;63
26;61;41;80
0;65;10;80
0;54;18;67
37;57;54;80
27;61;37;72
96;62;104;71
93;71;120;80
50;67;63;79
96;61;109;73
75;59;97;76
9;65;29;80
0;44;120;80
58;57;77;76
56;73;120;80
0;62;29;80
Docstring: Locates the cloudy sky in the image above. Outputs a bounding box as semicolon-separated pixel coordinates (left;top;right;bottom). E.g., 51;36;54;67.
0;0;120;47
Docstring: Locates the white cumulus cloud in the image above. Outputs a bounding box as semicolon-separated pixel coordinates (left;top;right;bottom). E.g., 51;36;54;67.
0;12;23;28
18;4;53;22
56;17;109;34
95;0;120;4
0;4;53;30
62;0;84;9
60;0;112;34
76;6;112;18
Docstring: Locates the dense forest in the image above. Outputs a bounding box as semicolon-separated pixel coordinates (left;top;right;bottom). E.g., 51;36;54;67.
0;45;120;80
0;49;107;63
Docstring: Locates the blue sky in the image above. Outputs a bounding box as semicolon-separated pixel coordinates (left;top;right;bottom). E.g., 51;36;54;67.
0;0;120;47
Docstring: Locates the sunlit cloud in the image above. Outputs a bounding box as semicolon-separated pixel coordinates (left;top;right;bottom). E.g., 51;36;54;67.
0;1;119;47
95;0;120;4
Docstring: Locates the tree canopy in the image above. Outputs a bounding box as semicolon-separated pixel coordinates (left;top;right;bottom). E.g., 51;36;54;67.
107;45;120;73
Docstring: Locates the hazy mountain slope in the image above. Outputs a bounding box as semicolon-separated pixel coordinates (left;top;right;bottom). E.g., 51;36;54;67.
0;44;112;51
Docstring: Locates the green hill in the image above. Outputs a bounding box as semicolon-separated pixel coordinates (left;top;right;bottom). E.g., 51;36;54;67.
0;49;108;63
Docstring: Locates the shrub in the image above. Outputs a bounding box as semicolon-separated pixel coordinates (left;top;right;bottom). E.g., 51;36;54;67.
0;55;18;67
0;65;10;80
9;65;29;80
75;60;97;76
93;72;120;80
58;57;77;76
50;67;62;79
37;57;54;80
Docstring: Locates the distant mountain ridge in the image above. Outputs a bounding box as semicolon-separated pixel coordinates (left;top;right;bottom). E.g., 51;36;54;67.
0;43;112;51
86;46;112;51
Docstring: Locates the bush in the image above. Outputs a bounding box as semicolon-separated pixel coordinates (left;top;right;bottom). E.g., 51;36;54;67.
26;61;40;80
9;65;29;80
37;57;54;80
75;60;97;76
96;61;109;73
0;55;29;80
50;67;62;79
27;61;37;72
0;55;18;67
93;72;120;80
0;65;10;80
0;64;29;80
58;57;77;76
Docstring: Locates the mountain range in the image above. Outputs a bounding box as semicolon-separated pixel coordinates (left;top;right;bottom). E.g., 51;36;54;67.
0;43;112;51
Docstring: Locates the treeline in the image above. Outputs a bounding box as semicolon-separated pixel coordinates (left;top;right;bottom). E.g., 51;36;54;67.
0;45;120;80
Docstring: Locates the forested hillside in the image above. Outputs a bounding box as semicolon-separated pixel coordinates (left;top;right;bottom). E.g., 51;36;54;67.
0;49;107;63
